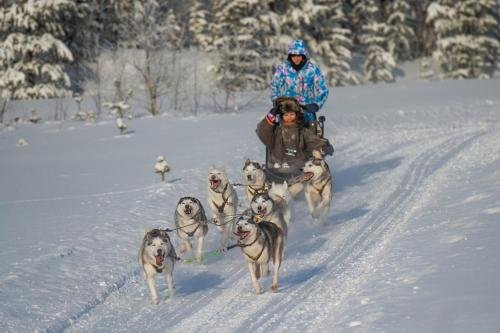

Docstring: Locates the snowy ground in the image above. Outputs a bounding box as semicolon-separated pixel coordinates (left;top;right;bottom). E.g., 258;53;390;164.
1;78;499;333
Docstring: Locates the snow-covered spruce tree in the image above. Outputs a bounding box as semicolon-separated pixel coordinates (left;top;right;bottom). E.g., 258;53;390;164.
310;0;359;87
62;2;101;93
188;0;211;50
359;0;395;83
411;0;434;57
258;2;282;67
428;0;499;79
350;0;376;47
0;1;76;100
386;0;416;61
98;0;137;49
277;0;323;57
211;0;270;112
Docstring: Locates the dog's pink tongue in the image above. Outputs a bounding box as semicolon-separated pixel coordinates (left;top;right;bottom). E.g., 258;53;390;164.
155;254;164;266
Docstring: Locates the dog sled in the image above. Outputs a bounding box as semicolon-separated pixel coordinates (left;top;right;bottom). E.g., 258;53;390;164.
263;114;327;185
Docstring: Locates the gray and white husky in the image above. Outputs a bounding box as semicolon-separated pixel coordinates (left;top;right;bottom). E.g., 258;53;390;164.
250;191;288;236
138;229;177;304
242;159;268;205
234;215;285;294
174;196;208;262
207;167;238;248
268;181;293;226
302;155;333;225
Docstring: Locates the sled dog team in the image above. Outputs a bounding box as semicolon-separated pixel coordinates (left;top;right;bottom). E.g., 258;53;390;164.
139;155;332;304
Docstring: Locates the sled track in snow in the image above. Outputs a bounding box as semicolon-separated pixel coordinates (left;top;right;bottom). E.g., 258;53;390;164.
59;127;486;333
41;183;183;333
242;129;486;331
158;128;486;332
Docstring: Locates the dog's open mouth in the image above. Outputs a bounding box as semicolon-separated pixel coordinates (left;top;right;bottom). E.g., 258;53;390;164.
303;172;314;181
184;205;192;215
234;230;250;241
210;178;221;190
257;207;267;216
155;252;165;266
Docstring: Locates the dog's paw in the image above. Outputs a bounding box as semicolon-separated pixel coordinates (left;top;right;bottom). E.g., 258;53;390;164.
311;210;320;219
195;256;203;264
255;287;262;295
270;284;279;293
151;298;159;305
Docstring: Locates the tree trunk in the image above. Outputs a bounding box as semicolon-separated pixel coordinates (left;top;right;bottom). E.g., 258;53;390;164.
145;49;159;116
0;100;8;123
193;51;199;116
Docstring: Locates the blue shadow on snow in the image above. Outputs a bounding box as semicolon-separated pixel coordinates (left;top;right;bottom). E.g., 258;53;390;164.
176;272;223;296
333;157;402;193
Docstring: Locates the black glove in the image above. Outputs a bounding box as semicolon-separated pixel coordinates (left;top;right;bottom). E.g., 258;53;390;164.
269;105;280;115
304;103;319;113
323;143;334;156
321;139;334;156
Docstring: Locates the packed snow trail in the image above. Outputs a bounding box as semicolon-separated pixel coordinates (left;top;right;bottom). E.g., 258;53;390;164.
67;125;493;332
1;79;499;333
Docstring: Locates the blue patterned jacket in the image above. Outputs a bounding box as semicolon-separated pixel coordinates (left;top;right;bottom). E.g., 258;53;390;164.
270;39;329;121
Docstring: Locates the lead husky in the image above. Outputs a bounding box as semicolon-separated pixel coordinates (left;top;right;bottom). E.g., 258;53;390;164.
268;181;293;226
207;167;238;248
138;229;178;304
174;196;208;262
242;159;268;206
302;155;333;225
234;215;285;294
250;191;288;236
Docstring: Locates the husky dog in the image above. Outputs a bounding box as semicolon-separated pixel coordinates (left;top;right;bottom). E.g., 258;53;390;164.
138;229;178;304
250;191;288;236
207;167;238;248
174;196;208;262
242;159;268;205
268;181;293;226
234;215;285;294
302;155;333;225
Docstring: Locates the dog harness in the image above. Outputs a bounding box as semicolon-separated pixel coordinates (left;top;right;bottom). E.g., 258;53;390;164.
310;174;332;195
181;223;201;237
240;229;269;262
248;183;268;199
212;183;234;214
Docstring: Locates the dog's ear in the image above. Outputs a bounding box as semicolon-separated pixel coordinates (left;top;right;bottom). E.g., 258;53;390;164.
312;149;323;160
245;158;251;165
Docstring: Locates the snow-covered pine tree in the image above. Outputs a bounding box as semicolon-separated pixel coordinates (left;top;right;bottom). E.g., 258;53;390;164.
359;0;395;83
311;0;359;86
428;0;499;79
452;0;498;78
350;0;375;47
0;0;76;100
211;0;269;112
98;0;137;49
188;0;211;50
62;2;101;93
386;0;416;61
